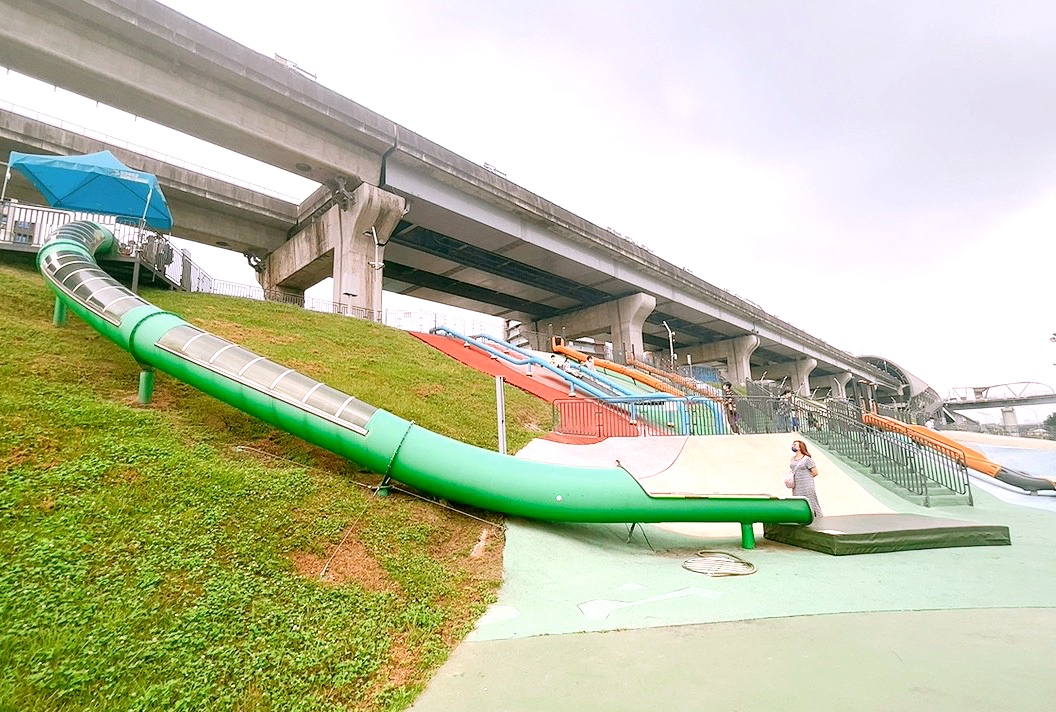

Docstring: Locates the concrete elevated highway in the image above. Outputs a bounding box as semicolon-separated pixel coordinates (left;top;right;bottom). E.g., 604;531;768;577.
0;0;901;398
0;106;296;255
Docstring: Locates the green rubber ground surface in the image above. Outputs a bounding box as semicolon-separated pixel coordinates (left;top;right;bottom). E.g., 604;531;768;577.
410;608;1056;712
410;442;1056;711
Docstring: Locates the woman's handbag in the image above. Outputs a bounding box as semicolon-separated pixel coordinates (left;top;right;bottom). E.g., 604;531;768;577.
784;471;795;489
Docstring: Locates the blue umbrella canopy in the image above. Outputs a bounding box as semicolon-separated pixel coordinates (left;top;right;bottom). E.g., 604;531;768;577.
7;150;173;231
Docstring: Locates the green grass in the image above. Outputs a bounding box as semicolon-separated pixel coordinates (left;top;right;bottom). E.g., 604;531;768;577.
0;260;551;711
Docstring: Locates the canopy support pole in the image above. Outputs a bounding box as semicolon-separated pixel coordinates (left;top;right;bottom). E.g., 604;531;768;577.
1;163;10;238
0;162;10;204
130;184;153;294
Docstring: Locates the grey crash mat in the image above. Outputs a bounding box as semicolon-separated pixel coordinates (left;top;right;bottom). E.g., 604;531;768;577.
763;513;1011;555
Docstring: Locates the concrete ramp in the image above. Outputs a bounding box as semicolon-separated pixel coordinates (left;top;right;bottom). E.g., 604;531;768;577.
518;433;891;541
518;436;690;480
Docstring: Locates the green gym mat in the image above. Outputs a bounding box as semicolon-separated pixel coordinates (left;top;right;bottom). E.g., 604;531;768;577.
764;513;1011;555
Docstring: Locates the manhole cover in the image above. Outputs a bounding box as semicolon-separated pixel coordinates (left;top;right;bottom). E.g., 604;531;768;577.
681;550;756;576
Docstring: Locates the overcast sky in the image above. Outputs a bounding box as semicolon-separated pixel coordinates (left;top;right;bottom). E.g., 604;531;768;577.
3;0;1054;421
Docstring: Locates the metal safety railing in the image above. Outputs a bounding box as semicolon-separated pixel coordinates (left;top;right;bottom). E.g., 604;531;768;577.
635;389;972;505
392;309;504;338
2;200;119;246
723;394;805;435
1;200;213;292
552;396;728;438
794;400;972;507
208;279;347;315
937;420;1055;440
876;402;910;422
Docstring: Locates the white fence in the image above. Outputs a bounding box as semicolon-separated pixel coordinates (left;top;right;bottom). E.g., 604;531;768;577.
1;199;212;292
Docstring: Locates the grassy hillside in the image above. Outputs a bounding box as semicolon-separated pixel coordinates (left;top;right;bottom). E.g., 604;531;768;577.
0;260;552;711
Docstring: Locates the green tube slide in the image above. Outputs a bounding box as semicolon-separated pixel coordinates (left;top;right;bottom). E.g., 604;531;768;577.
38;222;812;543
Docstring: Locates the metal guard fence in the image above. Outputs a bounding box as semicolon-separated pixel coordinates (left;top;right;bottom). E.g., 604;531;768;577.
208;279;348;315
793;401;972;507
552;397;729;438
2;201;214;293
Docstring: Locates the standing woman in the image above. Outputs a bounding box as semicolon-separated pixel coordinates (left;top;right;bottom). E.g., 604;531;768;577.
789;439;822;517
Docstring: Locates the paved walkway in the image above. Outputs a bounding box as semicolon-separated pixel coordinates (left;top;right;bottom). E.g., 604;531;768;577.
411;609;1056;712
409;433;1056;711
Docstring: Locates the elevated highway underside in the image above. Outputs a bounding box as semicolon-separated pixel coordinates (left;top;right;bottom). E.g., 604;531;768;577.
0;108;885;386
0;109;296;256
0;0;899;392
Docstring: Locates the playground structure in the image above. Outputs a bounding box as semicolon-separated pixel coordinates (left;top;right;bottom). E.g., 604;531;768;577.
626;356;722;398
38;220;814;548
552;336;692;399
863;413;1056;493
431;327;641;402
430;327;727;437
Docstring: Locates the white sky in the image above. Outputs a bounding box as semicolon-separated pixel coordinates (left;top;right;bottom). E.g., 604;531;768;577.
2;0;1054;422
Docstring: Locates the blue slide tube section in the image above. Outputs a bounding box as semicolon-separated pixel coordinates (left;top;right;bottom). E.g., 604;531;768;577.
429;327;725;434
430;326;622;401
470;333;660;398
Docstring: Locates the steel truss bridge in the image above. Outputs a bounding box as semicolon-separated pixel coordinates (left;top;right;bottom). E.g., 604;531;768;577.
944;382;1056;410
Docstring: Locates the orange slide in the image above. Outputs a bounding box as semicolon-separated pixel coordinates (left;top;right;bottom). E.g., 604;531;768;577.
551;337;685;398
627;358;721;401
863;412;1055;492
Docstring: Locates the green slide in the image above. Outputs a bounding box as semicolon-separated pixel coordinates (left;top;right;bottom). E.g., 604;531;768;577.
38;222;812;547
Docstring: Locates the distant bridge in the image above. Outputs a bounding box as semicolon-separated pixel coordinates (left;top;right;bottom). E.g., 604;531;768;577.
944;382;1056;410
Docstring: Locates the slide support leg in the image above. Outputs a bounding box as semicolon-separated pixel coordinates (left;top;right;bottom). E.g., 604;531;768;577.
740;522;756;549
53;297;67;327
138;368;154;405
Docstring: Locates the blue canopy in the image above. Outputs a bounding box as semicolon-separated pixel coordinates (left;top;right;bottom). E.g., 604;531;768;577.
7;150;173;231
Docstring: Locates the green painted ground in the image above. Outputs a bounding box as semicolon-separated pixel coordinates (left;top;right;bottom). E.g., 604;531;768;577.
411;608;1056;712
409;442;1056;711
470;448;1056;641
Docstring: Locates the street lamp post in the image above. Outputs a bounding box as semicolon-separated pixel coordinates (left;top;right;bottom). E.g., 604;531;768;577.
661;320;675;367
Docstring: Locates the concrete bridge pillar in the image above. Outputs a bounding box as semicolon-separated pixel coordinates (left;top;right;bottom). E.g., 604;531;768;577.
259;183;405;316
760;357;818;396
854;379;876;411
687;335;759;387
790;358;818;396
536;293;656;360
830;372;853;399
808;374;834;398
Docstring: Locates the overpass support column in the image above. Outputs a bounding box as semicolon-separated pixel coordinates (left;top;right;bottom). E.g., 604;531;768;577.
611;293;655;360
760;357;818;396
688;335;759;387
331;184;405;318
790;358;818;396
853;379;876;411
259;183;405;317
830;372;853;399
536;293;656;359
571;293;655;359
